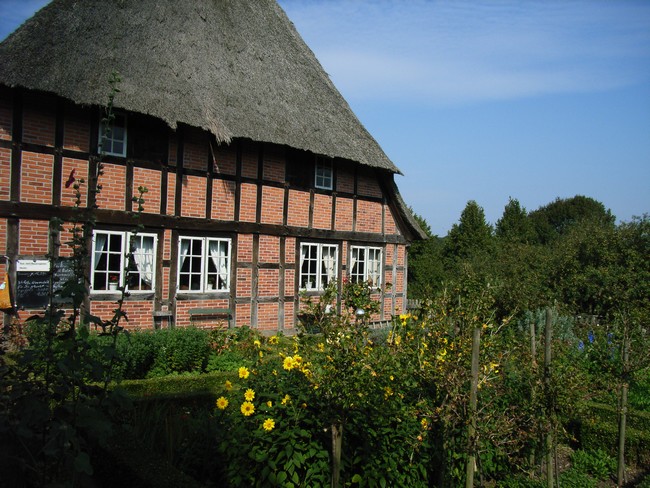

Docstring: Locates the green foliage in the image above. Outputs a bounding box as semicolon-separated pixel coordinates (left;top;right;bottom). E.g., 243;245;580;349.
571;449;616;481
559;468;598;488
496;197;535;244
407;209;446;298
147;327;212;377
445;200;494;260
528;195;615;244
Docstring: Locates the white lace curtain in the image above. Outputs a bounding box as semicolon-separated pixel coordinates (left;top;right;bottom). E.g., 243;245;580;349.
132;236;154;285
209;240;228;289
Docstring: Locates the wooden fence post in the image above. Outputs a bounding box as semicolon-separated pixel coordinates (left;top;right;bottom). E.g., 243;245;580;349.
617;329;630;487
465;326;481;488
544;307;553;488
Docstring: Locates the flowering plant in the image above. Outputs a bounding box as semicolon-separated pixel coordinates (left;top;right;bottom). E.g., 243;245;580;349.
109;274;119;283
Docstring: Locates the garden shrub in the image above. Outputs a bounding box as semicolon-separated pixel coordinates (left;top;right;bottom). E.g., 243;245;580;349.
148;327;211;377
559;467;597;488
571;449;616;481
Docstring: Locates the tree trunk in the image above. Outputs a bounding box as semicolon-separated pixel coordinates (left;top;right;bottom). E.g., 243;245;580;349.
465;326;481;488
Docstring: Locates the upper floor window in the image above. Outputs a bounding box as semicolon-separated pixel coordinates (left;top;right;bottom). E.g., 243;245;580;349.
350;246;382;287
91;230;156;292
314;157;333;190
99;112;127;157
178;237;231;292
300;242;338;290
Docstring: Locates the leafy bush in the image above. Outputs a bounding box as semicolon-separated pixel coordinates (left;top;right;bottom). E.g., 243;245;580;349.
571;449;616;481
148;327;212;377
559;468;597;488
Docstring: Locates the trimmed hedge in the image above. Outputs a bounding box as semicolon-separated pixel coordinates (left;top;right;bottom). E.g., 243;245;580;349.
116;371;236;399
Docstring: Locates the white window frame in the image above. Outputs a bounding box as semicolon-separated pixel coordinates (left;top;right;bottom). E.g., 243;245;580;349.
98;112;127;157
314;157;333;190
350;246;382;288
177;237;232;293
299;242;338;291
91;230;157;293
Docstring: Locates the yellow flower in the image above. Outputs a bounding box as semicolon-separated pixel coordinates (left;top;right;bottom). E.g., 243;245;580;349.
238;366;250;379
254;339;261;348
281;394;291;405
241;401;255;416
244;389;255;401
283;356;295;370
421;418;429;430
225;380;233;391
293;354;303;366
384;386;393;399
216;396;229;410
267;400;273;408
317;342;325;352
263;418;275;431
269;335;279;344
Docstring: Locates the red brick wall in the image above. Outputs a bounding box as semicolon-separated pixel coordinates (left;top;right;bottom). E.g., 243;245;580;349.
90;300;155;330
0;147;10;201
239;183;257;222
259;235;280;263
259;269;279;297
22;98;55;147
335;198;353;231
1;91;414;331
96;163;126;210
287;190;309;227
19;219;49;255
184;129;208;171
212;179;235;220
174;298;230;328
63;107;90;152
180;175;206;218
132;167;161;213
261;186;283;225
166;172;176;215
263;148;285;183
337;165;354;193
312;194;332;230
356;200;382;233
0;218;6;254
213;145;236;175
241;145;258;179
61;158;88;207
257;302;279;330
20;152;53;204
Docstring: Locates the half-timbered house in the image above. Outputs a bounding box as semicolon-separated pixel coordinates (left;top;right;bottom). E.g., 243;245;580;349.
0;0;425;332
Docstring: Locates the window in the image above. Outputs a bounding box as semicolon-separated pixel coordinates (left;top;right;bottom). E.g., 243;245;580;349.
314;157;333;190
300;243;338;290
178;237;231;292
91;230;156;292
99;112;127;157
350;246;382;287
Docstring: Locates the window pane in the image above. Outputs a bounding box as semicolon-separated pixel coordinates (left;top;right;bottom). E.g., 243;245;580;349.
92;232;123;291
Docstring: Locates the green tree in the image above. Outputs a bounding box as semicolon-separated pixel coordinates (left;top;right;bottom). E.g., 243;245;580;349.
407;211;446;298
495;197;535;244
529;195;615;244
444;200;494;261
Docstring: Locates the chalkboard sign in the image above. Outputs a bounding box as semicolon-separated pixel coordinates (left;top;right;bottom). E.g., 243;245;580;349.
16;259;77;309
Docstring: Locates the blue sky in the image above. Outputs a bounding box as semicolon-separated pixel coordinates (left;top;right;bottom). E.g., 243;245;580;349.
2;1;649;236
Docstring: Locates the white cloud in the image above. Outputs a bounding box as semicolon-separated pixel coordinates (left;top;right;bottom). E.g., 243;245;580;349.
281;0;650;106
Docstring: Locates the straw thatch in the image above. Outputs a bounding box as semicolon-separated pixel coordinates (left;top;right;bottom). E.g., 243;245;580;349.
0;0;399;174
0;0;426;239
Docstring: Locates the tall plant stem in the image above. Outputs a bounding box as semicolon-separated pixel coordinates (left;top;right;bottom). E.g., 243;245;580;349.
465;325;481;488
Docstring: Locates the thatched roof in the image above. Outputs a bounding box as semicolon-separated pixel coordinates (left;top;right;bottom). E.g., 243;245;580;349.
0;0;400;174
